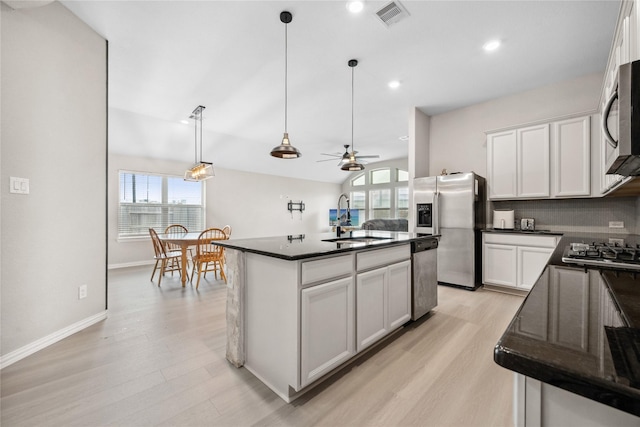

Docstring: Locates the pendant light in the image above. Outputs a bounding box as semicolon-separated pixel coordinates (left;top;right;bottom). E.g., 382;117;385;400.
341;59;365;171
270;11;302;159
184;105;215;181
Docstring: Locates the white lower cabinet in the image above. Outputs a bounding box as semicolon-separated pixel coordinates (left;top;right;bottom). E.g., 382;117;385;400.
483;243;517;287
387;260;412;330
356;259;411;353
518;246;555;290
483;233;560;291
299;244;411;390
356;268;388;352
300;276;355;388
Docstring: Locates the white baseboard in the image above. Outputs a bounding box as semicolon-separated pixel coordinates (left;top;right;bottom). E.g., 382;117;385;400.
108;260;154;270
0;311;108;370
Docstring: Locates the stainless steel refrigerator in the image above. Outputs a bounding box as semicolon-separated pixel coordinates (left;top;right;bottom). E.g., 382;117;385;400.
413;172;485;290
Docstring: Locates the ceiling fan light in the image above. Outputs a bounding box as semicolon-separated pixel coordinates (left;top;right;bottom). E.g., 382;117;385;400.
341;160;365;171
271;132;302;158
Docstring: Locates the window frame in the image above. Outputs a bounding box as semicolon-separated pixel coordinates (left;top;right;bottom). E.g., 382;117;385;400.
347;167;408;223
117;170;206;240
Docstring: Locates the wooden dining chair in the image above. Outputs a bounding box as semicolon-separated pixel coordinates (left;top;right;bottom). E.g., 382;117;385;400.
149;228;185;286
164;224;192;269
191;227;227;289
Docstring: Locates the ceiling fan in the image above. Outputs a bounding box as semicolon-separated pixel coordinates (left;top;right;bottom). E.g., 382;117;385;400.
317;144;380;165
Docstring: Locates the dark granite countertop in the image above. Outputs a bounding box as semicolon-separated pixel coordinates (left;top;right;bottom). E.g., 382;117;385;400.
495;233;640;416
214;230;438;261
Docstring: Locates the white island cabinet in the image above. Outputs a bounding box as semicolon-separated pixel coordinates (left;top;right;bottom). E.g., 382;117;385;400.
356;246;411;353
229;236;416;403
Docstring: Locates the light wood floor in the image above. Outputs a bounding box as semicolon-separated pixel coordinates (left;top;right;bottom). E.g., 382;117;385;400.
1;266;524;427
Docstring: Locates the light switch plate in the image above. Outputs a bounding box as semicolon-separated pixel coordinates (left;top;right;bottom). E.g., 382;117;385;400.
9;177;29;194
609;221;624;229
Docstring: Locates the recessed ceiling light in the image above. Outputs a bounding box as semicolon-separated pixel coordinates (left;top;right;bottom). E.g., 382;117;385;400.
180;119;189;125
483;39;501;52
346;1;364;13
398;135;409;142
388;80;400;89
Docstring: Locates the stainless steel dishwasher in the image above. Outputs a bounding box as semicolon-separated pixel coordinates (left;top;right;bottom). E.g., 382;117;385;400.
411;238;438;320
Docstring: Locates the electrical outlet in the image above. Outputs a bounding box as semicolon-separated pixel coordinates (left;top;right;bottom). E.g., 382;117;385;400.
78;284;87;300
609;221;624;229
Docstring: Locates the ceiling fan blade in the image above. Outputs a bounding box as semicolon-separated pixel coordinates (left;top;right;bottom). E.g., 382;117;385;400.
319;153;342;157
316;157;340;162
356;155;380;159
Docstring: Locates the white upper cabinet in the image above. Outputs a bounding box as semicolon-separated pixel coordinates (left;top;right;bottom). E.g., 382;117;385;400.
551;116;591;197
487;116;593;200
487;130;518;199
517;124;550;198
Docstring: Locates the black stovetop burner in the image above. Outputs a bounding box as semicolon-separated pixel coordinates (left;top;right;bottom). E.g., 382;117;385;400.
562;242;640;271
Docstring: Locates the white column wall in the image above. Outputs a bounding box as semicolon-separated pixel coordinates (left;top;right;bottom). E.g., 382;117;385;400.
1;2;107;359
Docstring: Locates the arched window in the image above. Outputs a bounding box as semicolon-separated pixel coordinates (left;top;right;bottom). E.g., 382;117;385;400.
347;168;408;222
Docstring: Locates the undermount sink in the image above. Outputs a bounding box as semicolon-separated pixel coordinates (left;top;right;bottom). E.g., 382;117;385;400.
322;236;392;244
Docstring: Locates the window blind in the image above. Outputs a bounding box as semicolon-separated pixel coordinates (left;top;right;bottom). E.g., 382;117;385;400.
118;171;204;238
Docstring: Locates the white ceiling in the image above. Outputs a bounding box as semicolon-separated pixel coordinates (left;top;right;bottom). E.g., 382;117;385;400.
60;0;620;184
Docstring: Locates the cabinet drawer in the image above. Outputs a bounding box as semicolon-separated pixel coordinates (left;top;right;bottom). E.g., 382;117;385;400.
357;244;410;272
483;233;559;248
301;254;354;285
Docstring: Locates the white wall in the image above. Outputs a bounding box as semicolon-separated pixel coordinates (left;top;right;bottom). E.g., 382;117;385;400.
109;154;340;268
1;2;107;360
429;72;604;178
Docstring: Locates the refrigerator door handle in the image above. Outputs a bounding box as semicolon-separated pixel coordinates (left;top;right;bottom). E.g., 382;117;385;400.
433;191;440;235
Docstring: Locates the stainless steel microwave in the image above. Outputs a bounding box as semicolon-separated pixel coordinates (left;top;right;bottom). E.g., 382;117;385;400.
603;59;640;176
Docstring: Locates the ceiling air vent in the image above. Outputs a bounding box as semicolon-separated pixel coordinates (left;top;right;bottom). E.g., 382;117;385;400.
375;1;410;28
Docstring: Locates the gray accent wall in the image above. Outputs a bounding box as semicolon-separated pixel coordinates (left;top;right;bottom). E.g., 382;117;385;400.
1;2;107;360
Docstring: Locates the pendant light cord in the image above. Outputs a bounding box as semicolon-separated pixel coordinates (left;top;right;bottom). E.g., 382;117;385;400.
192;105;205;164
351;65;354;154
284;21;288;133
194;109;198;164
199;109;203;163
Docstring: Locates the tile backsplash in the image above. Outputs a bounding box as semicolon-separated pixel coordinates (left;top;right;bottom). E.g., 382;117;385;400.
490;196;640;234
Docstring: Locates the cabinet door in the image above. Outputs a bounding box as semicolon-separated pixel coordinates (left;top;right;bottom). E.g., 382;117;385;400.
552;116;591;197
517;247;554;290
356;268;388;352
300;277;354;387
387;260;411;330
517;124;550;198
487;130;517;199
483;243;517;287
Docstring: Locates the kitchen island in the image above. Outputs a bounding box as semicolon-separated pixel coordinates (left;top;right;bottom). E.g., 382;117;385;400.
216;230;437;402
494;234;640;425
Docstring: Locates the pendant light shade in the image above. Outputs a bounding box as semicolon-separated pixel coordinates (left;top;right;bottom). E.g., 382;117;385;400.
270;11;302;159
184;105;215;181
341;59;365;171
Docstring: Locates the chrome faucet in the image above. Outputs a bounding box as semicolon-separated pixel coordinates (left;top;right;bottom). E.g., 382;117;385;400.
336;193;351;236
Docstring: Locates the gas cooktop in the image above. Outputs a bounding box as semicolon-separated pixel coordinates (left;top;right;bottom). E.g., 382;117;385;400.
562;242;640;271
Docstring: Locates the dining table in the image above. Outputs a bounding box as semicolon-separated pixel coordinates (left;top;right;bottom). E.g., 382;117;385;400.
157;231;202;286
